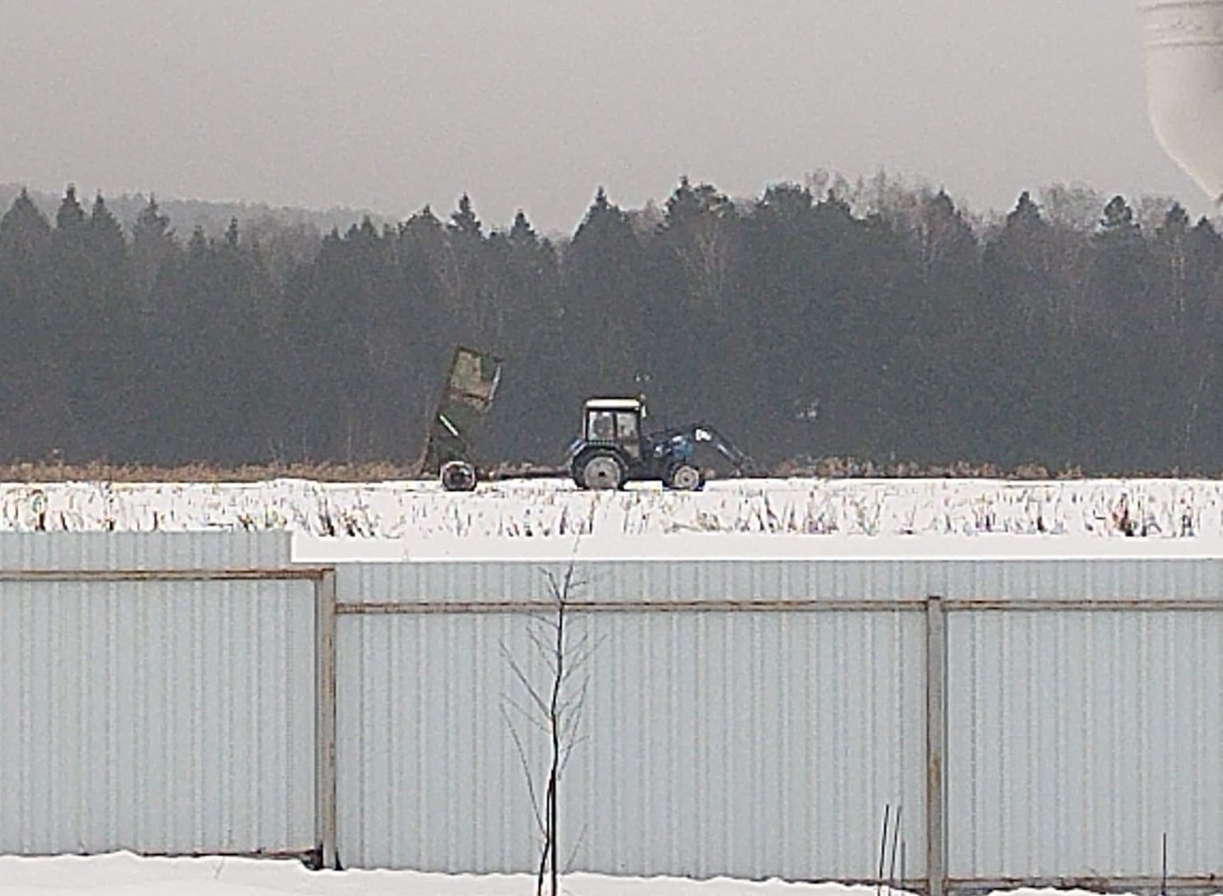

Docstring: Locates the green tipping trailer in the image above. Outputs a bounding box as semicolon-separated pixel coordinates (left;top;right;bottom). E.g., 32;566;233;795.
418;345;504;491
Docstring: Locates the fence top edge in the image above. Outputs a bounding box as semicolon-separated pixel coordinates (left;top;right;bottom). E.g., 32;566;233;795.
0;567;331;581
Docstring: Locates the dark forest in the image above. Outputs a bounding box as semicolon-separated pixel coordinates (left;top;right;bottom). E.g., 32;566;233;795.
0;177;1219;475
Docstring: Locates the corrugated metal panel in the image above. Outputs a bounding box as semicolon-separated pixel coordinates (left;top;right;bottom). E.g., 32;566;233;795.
337;559;926;605
930;558;1223;601
336;607;925;877
0;576;316;855
336;558;1223;605
0;532;291;571
947;609;1223;879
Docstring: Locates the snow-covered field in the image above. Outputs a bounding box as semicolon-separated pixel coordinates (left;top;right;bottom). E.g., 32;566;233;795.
0;476;1213;538
4;477;1223;562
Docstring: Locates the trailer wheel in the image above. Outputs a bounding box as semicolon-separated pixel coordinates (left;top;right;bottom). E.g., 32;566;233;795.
576;451;624;490
440;460;478;492
666;463;703;491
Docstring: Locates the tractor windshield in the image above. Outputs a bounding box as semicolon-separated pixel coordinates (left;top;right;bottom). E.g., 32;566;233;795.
590;411;616;440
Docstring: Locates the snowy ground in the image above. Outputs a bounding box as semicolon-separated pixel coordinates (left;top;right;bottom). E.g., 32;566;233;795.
0;853;1120;896
4;477;1223;562
0;853;882;896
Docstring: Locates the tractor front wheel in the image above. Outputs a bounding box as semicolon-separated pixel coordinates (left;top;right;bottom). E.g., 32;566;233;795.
666;462;704;491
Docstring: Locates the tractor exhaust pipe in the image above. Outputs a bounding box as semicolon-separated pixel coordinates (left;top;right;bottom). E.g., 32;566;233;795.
1139;0;1223;203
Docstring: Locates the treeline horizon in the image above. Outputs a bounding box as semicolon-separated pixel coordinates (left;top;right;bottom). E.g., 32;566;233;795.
0;175;1220;475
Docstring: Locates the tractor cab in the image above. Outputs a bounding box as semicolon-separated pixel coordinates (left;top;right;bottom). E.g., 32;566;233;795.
581;397;645;459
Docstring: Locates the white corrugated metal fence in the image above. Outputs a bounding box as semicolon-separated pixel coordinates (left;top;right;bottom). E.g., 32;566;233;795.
0;534;322;860
5;537;1223;894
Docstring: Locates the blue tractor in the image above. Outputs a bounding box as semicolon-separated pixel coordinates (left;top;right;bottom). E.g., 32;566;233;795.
567;397;755;490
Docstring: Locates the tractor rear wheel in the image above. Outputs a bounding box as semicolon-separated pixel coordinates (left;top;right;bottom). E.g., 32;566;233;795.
440;460;478;492
666;462;703;491
577;451;625;490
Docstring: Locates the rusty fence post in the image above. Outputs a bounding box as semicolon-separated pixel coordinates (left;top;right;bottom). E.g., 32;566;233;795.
315;568;338;869
926;594;946;896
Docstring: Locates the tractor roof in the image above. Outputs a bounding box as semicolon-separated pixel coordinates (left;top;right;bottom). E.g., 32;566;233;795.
584;397;643;410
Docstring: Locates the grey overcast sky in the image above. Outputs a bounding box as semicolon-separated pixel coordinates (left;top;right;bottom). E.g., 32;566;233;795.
0;1;1205;232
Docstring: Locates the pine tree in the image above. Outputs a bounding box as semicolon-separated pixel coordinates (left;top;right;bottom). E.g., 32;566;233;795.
981;191;1072;466
564;188;650;407
0;191;55;458
654;177;741;433
439;194;492;341
130;195;177;317
507;209;537;248
484;208;563;459
394;204;453;458
1081;195;1162;469
447;193;483;239
55;184;86;232
0;188;52;259
904;190;980;461
33;184;101;458
68;193;141;458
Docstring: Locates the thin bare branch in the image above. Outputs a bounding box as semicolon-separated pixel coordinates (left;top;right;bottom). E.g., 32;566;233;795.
560;640;597;682
528;626;558;669
501;644;549;716
564;821;590;875
559;733;589;776
500;704;545;835
501;692;550;735
564;677;591;732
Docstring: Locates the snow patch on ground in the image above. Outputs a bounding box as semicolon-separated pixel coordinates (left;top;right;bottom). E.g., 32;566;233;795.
0;852;1129;896
0;852;879;896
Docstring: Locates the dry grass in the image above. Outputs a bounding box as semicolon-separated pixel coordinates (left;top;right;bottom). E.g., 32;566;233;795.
773;456;1085;480
1;456;1217;483
0;458;574;483
0;460;425;483
765;456;1221;481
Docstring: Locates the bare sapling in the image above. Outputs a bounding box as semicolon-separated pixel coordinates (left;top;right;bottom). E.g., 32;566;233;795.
500;563;597;896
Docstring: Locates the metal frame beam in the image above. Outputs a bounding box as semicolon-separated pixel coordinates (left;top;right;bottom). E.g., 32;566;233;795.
314;570;338;870
927;595;947;896
336;598;924;615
